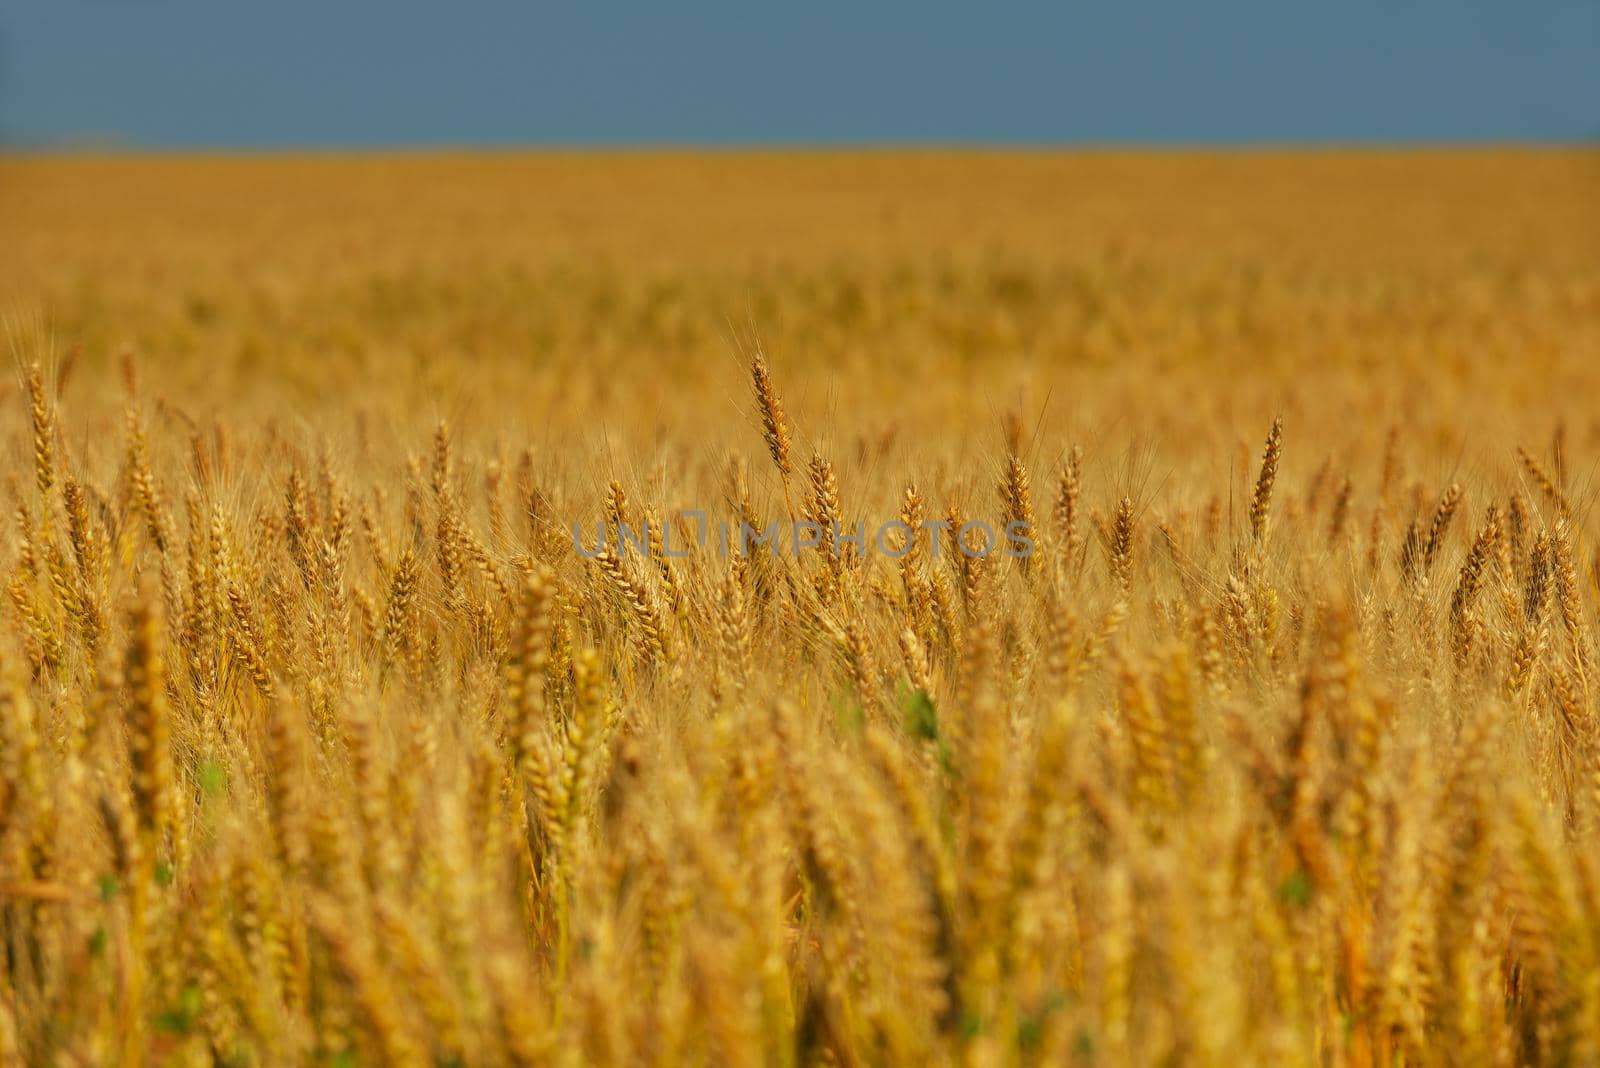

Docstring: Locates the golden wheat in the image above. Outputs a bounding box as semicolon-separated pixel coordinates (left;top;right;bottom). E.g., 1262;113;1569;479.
0;149;1598;1066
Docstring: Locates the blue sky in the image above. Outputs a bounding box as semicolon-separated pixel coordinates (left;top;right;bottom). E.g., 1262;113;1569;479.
2;1;1596;148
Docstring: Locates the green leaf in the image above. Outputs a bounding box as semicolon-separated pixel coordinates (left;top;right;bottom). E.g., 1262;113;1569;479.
1019;990;1069;1049
905;689;939;740
199;759;227;797
834;694;865;734
154;985;203;1036
1280;869;1313;908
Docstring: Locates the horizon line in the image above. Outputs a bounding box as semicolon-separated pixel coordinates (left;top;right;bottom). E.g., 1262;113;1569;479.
4;137;1598;159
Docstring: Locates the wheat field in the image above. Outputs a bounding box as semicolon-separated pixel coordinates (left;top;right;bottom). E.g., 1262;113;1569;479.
2;150;1600;1065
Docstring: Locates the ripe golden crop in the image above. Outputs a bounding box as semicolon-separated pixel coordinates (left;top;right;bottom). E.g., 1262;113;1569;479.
1;150;1598;1064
